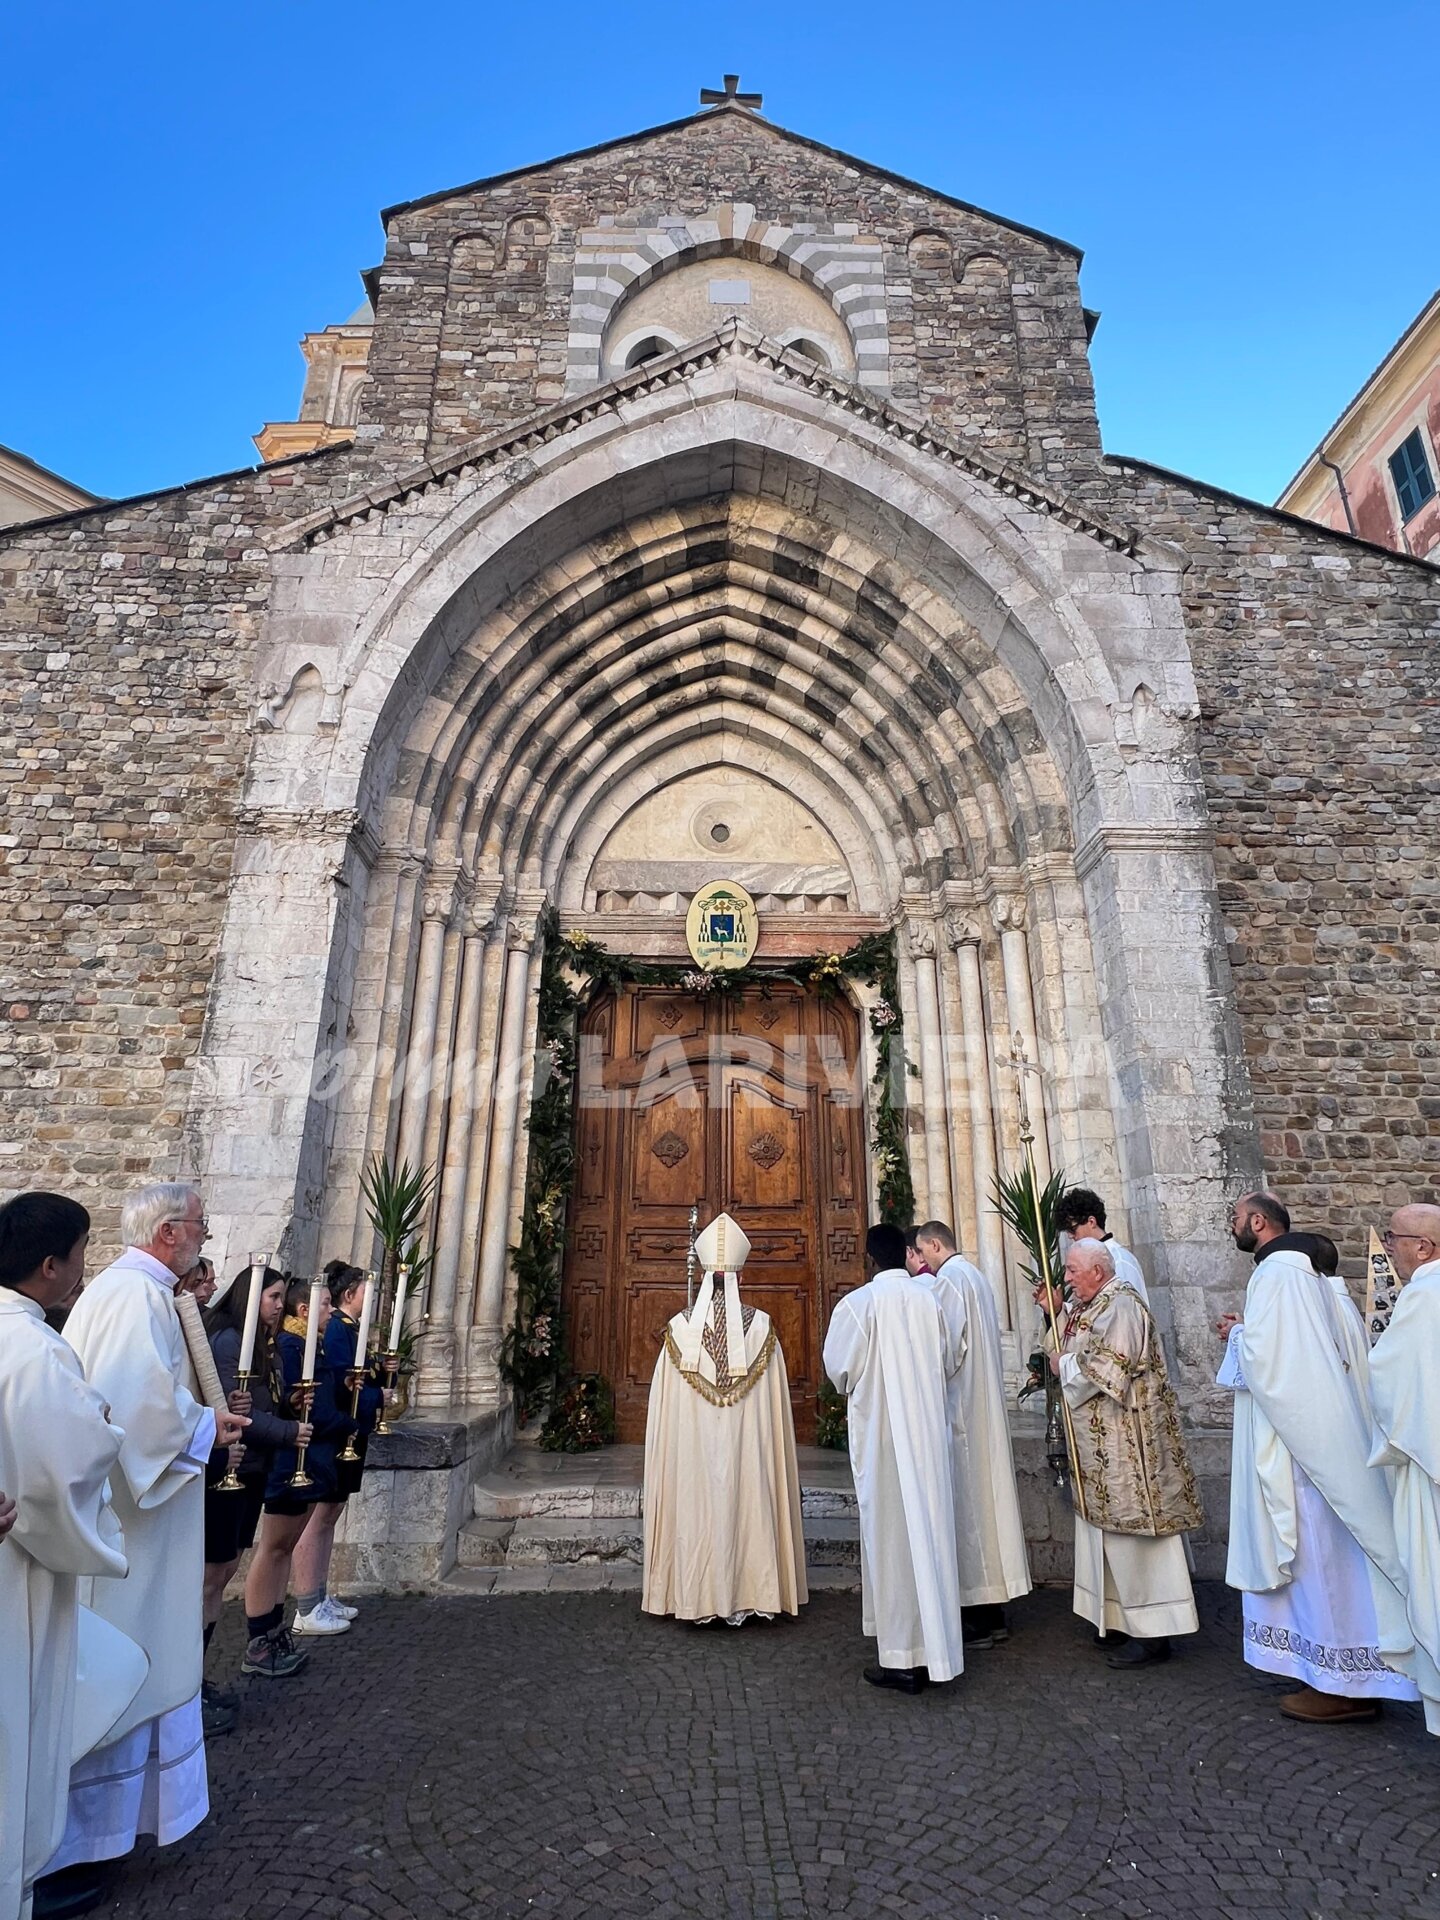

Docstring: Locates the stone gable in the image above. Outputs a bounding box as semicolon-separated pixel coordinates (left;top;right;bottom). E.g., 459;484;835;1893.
360;108;1100;479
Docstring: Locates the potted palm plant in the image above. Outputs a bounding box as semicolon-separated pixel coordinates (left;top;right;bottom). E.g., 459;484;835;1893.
360;1153;436;1421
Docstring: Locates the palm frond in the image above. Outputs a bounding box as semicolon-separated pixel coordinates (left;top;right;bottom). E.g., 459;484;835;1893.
361;1154;435;1254
991;1163;1069;1292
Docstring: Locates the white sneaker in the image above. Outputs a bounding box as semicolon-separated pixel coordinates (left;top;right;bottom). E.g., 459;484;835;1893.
327;1597;359;1620
292;1600;351;1636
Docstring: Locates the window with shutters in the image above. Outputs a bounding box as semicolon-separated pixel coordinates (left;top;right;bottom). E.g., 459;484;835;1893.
1388;428;1436;522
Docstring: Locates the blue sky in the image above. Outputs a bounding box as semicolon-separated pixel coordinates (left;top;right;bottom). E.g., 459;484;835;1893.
2;2;1433;505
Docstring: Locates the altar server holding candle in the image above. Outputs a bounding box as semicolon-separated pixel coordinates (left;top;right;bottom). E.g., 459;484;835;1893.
289;1263;385;1637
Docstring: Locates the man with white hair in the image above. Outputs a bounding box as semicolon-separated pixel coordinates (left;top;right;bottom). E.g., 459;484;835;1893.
1368;1202;1440;1735
1051;1239;1201;1668
43;1184;247;1884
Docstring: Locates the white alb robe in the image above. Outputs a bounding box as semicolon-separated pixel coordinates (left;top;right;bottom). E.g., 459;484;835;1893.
1368;1257;1440;1733
823;1269;964;1680
930;1256;1031;1607
51;1250;215;1868
0;1289;129;1920
1225;1247;1418;1700
1106;1240;1149;1306
642;1271;807;1622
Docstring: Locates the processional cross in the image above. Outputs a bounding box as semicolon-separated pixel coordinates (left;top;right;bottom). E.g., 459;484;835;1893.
699;74;764;111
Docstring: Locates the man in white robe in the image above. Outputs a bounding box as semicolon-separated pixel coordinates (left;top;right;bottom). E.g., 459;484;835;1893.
910;1223;1031;1648
823;1222;963;1694
1368;1203;1440;1735
1052;1241;1200;1667
46;1183;247;1876
1220;1190;1419;1724
0;1194;131;1920
1055;1187;1149;1304
642;1212;807;1624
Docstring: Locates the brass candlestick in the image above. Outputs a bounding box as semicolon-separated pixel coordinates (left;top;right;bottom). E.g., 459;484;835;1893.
217;1367;253;1492
339;1367;364;1463
289;1378;317;1489
375;1351;400;1434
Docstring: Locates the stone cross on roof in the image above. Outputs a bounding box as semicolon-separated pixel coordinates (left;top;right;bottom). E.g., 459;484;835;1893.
700;74;763;112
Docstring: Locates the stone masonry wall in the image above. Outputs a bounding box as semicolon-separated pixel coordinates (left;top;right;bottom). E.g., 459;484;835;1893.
361;110;1101;479
1095;457;1440;1257
0;445;377;1249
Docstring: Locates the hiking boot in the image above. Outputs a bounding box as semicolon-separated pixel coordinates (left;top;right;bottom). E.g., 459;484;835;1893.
242;1628;309;1678
1279;1685;1380;1724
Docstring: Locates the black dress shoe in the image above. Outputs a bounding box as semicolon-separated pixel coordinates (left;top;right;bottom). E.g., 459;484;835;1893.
31;1860;119;1920
1106;1636;1172;1669
863;1663;929;1694
1092;1628;1130;1648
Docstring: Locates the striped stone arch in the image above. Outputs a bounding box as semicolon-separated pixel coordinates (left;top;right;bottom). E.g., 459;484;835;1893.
565;206;890;396
198;347;1246;1416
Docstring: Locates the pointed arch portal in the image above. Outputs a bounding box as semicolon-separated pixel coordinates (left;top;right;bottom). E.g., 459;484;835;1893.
195;332;1246;1417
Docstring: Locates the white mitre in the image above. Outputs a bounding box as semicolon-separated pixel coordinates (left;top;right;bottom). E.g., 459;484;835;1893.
693;1212;751;1276
673;1212;752;1377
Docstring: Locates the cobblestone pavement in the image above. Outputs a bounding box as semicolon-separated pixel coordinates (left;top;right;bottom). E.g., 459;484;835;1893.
102;1584;1439;1920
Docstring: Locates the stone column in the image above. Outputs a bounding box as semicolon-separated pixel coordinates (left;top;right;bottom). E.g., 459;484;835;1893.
893;923;928;1219
906;916;954;1231
394;879;454;1174
471;915;536;1399
418;889;499;1409
946;916;1009;1321
993;895;1051;1184
455;926;511;1397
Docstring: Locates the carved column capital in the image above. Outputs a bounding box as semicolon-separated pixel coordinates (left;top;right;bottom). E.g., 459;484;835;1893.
905;916;938;960
944;911;983;951
990;893;1027;934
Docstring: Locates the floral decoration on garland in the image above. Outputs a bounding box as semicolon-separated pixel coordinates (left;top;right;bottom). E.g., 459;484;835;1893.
499;908;916;1441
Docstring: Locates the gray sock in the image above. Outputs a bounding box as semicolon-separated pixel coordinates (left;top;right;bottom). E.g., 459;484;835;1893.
295;1589;323;1616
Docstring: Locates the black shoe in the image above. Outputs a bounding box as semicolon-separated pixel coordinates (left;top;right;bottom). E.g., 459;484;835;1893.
201;1694;238;1737
31;1860;118;1920
863;1663;929;1694
1107;1636;1172;1669
202;1678;240;1712
1092;1628;1130;1649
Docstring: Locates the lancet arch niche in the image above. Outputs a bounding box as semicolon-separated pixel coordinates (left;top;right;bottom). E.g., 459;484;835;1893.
199;349;1245;1425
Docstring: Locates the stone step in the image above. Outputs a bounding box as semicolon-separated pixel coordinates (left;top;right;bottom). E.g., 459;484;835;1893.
457;1511;860;1572
471;1475;858;1523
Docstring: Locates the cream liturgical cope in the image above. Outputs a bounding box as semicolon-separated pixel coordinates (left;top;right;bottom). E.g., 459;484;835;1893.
1225;1247;1419;1701
642;1214;807;1623
824;1269;964;1680
1368;1257;1440;1734
51;1249;216;1870
931;1257;1030;1606
0;1289;130;1920
1058;1278;1200;1639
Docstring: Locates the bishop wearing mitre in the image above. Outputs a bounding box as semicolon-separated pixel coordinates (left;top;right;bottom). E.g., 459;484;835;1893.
642;1212;808;1625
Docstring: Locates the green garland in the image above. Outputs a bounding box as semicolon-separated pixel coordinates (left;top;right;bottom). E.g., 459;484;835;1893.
499;908;916;1435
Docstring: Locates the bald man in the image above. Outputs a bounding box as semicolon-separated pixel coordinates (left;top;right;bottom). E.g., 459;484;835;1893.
1368;1204;1440;1736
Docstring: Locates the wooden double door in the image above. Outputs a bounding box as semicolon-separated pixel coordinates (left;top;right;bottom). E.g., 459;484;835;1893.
562;984;869;1441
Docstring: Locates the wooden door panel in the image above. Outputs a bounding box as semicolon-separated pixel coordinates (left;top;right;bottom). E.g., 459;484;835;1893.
725;1075;809;1214
629;1094;706;1212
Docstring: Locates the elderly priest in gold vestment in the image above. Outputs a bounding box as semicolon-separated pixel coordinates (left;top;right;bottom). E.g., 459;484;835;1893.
1051;1240;1202;1668
642;1213;808;1625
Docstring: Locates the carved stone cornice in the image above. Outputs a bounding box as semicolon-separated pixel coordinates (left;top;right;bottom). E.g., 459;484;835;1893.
276;320;1143;559
1073;822;1216;883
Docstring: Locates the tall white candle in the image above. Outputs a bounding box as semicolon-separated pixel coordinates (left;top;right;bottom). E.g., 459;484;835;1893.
302;1278;324;1381
238;1251;269;1376
387;1265;410;1354
353;1275;375;1371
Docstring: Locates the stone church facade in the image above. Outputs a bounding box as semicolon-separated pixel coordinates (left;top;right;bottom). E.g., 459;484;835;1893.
3;98;1436;1563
